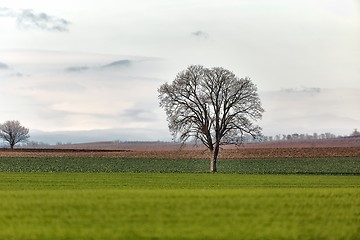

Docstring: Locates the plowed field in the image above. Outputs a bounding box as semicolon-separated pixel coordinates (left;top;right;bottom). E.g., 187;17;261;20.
1;147;359;159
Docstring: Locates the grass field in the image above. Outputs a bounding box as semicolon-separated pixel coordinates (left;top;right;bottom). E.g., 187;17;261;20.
1;156;360;239
0;173;360;240
0;156;359;174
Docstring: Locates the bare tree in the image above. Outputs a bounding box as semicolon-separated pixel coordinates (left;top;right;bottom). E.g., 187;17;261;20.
158;65;264;173
351;128;360;137
0;120;30;149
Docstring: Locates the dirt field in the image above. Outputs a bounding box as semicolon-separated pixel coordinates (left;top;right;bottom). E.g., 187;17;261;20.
1;145;360;160
0;137;359;159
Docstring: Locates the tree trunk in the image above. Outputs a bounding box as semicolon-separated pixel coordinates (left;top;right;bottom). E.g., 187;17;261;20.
210;145;220;173
210;153;216;173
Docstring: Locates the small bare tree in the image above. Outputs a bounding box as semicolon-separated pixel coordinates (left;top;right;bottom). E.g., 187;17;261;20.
158;65;264;173
351;128;360;137
0;120;30;149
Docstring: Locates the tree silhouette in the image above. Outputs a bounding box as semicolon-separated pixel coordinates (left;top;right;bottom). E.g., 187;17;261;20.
0;120;30;149
158;65;264;173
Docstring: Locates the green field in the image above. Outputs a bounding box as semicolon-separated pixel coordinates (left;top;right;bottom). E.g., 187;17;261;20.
1;173;360;240
1;156;360;239
0;156;360;174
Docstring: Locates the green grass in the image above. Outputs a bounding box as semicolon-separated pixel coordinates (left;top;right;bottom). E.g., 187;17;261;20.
0;173;360;239
0;156;359;174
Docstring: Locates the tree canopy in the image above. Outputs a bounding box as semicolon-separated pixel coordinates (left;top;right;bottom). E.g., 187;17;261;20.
158;65;264;172
0;120;30;149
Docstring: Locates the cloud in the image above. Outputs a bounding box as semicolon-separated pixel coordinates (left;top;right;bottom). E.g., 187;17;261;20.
0;62;9;69
0;7;14;17
0;50;169;141
65;66;90;72
259;88;360;135
281;87;321;95
17;9;71;31
0;7;70;31
102;60;131;69
191;30;209;39
65;59;132;72
0;61;29;77
0;61;28;77
10;72;27;77
122;108;157;122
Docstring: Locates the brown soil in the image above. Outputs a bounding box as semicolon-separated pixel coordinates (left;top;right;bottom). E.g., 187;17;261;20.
1;146;359;159
1;137;359;159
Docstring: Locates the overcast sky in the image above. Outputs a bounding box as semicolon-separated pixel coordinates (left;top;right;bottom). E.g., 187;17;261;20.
0;0;359;143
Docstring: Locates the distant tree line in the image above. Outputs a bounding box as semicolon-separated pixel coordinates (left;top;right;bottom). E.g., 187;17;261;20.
242;129;360;143
267;132;339;142
351;128;360;137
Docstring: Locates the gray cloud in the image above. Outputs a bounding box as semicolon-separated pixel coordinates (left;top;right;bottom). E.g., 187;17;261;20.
0;7;70;31
0;62;9;69
10;72;26;77
0;61;28;76
0;62;28;77
0;7;14;17
282;87;321;95
102;60;131;69
65;66;90;72
17;9;71;31
65;59;132;73
259;88;360;136
191;30;209;39
122;108;157;122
